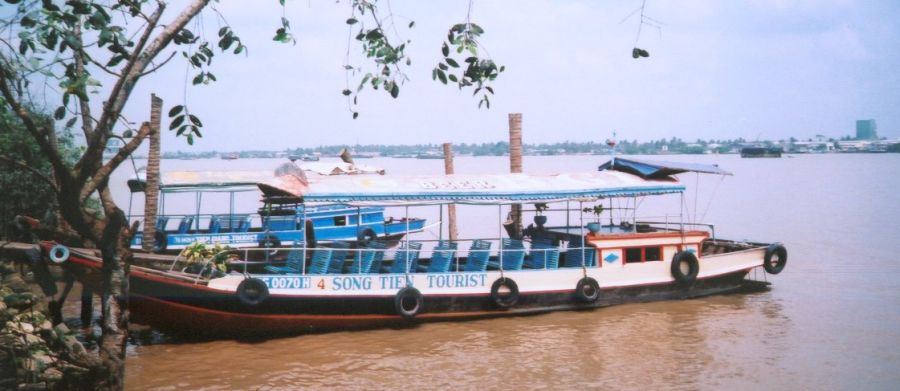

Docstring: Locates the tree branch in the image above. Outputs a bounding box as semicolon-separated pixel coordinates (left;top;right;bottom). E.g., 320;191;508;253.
79;122;151;203
73;22;95;141
138;51;176;77
81;2;168;183
0;67;72;183
0;156;59;192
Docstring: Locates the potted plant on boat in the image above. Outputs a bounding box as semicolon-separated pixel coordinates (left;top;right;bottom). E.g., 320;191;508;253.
533;203;549;228
582;204;605;234
179;242;235;278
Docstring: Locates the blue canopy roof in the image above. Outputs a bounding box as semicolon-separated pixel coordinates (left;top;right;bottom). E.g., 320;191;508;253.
597;157;732;179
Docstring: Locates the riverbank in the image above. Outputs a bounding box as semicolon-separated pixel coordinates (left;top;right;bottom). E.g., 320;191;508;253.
0;255;96;390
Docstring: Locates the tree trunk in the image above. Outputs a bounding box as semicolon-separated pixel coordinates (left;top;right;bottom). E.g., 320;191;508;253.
142;95;162;251
96;209;131;390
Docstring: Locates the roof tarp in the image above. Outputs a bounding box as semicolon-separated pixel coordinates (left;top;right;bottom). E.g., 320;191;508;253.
132;162;386;193
259;170;685;206
598;157;732;179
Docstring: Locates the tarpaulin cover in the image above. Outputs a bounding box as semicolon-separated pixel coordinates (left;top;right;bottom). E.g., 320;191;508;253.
259;170;685;206
597;157;732;179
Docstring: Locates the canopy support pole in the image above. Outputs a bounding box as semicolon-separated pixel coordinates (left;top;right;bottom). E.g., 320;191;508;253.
404;206;411;285
498;204;504;278
580;201;587;277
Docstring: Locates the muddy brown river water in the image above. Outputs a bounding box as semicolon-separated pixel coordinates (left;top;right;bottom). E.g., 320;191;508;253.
81;153;900;389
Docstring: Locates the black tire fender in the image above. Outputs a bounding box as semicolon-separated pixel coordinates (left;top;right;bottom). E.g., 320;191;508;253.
491;278;520;309
237;278;269;306
48;244;70;264
357;228;377;242
304;220;317;249
763;243;787;275
153;231;168;253
258;234;281;254
394;286;423;319
671;251;700;285
575;277;600;303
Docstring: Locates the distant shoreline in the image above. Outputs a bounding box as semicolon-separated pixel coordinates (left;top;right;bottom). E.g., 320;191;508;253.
123;138;899;160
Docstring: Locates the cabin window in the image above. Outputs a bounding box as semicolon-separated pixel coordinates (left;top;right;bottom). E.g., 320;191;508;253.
624;246;663;263
334;216;347;226
645;247;661;261
624;248;643;263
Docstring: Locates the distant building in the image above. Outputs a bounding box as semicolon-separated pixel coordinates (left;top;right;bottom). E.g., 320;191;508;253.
856;119;877;140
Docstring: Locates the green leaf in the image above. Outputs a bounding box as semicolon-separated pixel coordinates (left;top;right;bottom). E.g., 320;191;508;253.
168;105;184;117
123;129;133;138
446;58;459;68
408;21;415;28
441;42;449;57
448;74;458;83
352;112;359;119
53;106;66;120
437;69;447;84
390;82;399;98
188;114;202;126
346;18;358;25
342;89;352;96
365;30;383;40
169;115;185;130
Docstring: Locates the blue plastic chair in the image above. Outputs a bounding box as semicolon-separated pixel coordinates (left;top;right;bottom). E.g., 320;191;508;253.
417;242;458;273
208;216;221;234
525;239;560;269
264;242;306;274
383;242;423;273
501;238;526;270
463;240;492;272
156;216;170;232
327;241;351;274
346;245;379;274
306;247;334;275
564;236;596;268
176;216;194;234
237;216;252;233
365;242;388;274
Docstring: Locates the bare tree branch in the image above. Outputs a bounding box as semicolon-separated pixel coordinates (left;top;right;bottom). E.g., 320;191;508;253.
0;155;59;191
79;122;151;203
138;51;176;77
81;2;168;181
73;22;95;141
0;67;72;182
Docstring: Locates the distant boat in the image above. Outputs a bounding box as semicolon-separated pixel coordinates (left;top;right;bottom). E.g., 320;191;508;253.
221;153;239;160
740;147;782;158
289;154;320;162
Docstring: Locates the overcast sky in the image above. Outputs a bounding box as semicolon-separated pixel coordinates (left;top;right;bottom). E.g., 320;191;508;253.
112;0;899;151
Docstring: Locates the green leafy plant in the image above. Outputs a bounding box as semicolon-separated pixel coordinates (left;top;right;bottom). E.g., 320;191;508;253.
179;242;235;273
582;204;605;223
433;22;505;109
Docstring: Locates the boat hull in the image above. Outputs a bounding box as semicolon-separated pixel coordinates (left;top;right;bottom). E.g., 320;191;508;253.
47;240;770;338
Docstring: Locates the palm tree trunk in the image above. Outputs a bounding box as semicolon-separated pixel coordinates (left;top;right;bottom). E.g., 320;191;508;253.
142;95;162;251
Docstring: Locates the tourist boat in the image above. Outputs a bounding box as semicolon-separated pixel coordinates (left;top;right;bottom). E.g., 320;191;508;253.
125;166;426;252
43;159;787;337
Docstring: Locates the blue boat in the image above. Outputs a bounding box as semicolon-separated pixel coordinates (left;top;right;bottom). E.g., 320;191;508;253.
126;167;427;252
